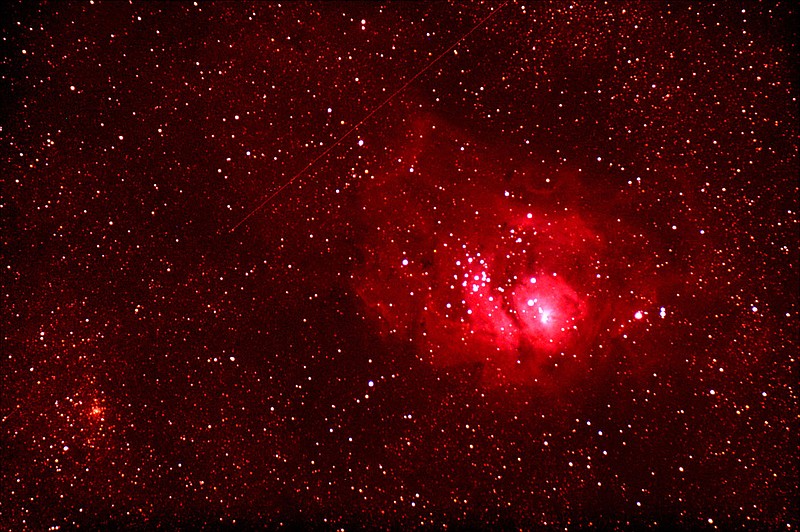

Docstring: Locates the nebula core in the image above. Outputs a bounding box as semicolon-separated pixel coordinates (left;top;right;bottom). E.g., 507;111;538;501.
356;116;666;390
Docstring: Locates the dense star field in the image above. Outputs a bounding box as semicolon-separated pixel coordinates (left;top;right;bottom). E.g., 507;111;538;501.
2;1;798;529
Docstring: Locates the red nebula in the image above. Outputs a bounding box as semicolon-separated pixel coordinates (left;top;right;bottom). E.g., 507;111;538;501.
354;115;656;389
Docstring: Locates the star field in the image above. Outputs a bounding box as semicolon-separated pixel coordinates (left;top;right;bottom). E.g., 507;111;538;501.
2;1;798;529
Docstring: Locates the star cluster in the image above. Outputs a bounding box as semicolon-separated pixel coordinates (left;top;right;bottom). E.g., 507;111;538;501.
3;1;798;529
355;115;666;389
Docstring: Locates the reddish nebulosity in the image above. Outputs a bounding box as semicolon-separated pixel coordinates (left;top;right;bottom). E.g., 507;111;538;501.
356;116;661;389
5;1;795;527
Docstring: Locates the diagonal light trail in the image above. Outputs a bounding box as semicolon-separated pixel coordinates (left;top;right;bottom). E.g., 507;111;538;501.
229;1;510;233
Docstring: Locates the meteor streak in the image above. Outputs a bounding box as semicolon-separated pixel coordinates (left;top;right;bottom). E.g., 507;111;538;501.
229;1;509;233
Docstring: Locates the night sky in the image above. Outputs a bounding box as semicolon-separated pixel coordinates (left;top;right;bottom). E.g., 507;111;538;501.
3;1;798;529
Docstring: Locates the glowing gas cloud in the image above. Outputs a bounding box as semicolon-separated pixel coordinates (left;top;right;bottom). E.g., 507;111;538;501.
355;115;664;389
